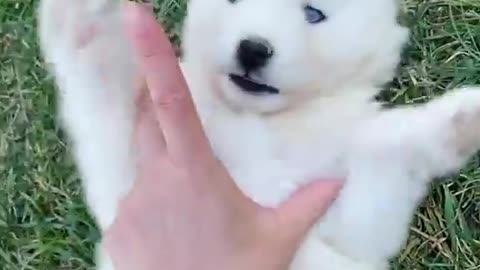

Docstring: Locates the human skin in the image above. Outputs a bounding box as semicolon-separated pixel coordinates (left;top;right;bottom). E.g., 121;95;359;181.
103;3;343;270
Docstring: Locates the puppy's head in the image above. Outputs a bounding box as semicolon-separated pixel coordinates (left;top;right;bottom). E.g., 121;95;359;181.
182;0;409;113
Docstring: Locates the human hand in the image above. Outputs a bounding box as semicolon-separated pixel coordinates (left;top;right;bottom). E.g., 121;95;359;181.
104;2;343;270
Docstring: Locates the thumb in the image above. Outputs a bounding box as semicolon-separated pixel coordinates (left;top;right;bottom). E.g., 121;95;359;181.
273;179;343;244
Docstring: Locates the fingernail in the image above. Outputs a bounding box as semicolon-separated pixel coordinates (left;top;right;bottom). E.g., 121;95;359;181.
316;179;344;205
123;1;142;26
140;2;154;13
123;1;163;38
124;1;153;20
329;180;344;203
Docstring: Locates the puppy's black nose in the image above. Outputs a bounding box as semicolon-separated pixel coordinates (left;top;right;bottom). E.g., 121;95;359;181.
237;38;273;72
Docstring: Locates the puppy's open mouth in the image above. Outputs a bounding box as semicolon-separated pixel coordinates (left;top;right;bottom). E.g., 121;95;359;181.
229;74;280;95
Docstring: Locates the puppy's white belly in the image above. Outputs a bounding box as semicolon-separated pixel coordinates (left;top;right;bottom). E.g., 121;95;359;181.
203;116;346;207
210;133;385;270
222;146;345;207
201;113;379;270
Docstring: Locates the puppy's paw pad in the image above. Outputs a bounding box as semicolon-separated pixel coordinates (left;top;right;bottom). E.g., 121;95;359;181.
446;87;480;156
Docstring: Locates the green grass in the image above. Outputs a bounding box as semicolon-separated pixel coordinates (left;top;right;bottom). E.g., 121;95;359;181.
0;0;479;269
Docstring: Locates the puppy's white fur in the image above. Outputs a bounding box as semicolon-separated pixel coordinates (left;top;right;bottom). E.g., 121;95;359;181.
38;0;480;269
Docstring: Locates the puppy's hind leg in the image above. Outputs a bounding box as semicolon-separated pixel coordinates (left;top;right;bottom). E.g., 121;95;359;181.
38;0;136;232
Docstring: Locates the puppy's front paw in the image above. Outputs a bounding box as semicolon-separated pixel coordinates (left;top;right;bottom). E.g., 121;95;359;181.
38;0;135;100
445;87;480;158
425;87;480;166
38;0;124;63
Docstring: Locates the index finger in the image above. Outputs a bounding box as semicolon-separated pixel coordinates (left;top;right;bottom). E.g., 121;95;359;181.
123;2;211;162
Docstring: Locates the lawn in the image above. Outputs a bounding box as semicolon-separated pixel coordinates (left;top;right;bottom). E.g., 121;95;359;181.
0;0;479;269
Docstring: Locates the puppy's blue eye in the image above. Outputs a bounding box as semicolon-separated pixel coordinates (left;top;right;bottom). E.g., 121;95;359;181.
304;5;327;24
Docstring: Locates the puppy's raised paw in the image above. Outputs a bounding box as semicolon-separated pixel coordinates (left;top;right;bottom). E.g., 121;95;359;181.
38;0;124;64
38;0;135;100
37;0;137;234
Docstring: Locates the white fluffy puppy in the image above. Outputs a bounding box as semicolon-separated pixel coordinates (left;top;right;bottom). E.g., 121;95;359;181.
38;0;480;269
